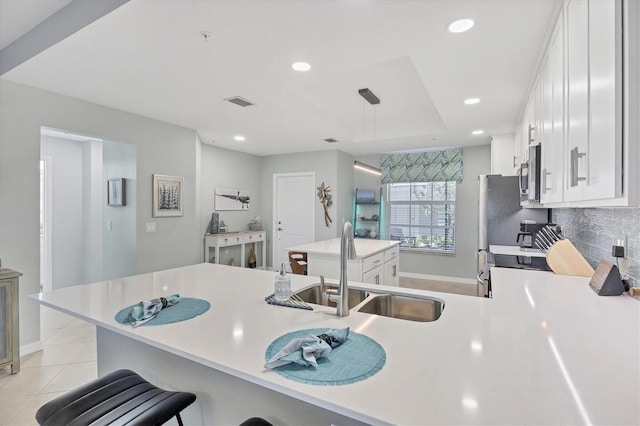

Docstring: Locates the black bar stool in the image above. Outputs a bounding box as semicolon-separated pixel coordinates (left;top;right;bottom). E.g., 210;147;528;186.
35;369;196;425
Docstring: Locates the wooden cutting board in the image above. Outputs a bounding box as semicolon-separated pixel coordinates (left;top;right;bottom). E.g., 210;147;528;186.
546;240;595;277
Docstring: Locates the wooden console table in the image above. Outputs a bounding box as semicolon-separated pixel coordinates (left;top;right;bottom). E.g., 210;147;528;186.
0;269;22;374
204;231;266;269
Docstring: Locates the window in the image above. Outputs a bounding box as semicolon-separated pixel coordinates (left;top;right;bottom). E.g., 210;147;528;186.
388;182;456;253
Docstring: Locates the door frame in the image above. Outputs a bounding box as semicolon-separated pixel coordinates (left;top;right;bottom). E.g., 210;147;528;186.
40;155;53;292
272;172;315;270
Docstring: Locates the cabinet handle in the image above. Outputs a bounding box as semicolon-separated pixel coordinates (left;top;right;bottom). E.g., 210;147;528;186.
513;155;518;168
542;168;552;193
373;259;381;264
528;125;535;143
392;265;397;277
570;147;586;187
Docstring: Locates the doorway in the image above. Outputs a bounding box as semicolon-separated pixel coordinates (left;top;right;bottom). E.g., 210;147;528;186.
272;172;315;269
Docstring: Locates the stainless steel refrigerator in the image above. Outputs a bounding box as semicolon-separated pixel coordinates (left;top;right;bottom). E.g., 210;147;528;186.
477;175;549;296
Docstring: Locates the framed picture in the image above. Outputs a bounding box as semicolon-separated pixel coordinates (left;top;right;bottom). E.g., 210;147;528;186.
215;188;250;210
153;174;184;217
108;178;126;206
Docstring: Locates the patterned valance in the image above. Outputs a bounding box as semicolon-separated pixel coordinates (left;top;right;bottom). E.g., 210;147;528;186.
381;149;463;184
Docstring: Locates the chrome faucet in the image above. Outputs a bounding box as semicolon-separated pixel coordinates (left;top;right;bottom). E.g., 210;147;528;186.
326;222;357;316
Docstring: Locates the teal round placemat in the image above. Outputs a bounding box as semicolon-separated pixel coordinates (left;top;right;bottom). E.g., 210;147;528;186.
114;297;210;326
265;328;386;386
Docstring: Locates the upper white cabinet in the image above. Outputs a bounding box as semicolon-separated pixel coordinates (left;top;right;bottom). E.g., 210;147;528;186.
490;133;517;176
540;10;565;203
565;0;622;202
517;0;631;207
584;0;622;200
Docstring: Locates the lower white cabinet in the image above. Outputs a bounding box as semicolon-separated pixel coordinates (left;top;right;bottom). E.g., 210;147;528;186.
363;265;384;285
306;243;400;286
383;255;400;286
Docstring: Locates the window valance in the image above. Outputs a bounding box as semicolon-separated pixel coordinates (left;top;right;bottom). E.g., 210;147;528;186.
381;149;463;184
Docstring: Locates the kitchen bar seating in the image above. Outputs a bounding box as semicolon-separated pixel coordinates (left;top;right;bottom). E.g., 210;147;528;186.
35;369;196;425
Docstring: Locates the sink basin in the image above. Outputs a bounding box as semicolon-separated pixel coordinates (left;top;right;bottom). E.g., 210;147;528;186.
357;294;444;322
293;284;369;309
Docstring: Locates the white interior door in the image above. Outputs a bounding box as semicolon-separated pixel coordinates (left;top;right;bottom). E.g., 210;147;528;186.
273;172;315;270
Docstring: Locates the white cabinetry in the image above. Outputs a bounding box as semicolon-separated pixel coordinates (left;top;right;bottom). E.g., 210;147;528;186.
490;134;517;176
382;244;400;286
565;0;622;202
304;242;400;286
204;231;266;268
517;0;628;207
540;10;565;203
363;265;384;285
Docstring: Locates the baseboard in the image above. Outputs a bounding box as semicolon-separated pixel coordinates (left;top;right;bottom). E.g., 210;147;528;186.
20;340;43;356
399;271;476;286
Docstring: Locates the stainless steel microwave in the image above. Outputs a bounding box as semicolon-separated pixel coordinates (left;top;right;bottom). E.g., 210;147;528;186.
519;143;542;202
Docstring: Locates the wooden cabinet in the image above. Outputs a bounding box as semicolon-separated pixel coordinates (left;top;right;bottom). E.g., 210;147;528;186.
204;231;266;269
0;269;21;374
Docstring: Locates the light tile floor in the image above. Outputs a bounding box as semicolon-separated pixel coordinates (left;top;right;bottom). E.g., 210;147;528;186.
0;307;97;426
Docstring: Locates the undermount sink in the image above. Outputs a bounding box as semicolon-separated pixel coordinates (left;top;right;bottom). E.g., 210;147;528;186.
357;294;444;322
293;284;369;309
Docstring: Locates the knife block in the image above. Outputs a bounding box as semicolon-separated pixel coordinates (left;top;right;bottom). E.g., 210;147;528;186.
588;260;625;296
545;240;595;277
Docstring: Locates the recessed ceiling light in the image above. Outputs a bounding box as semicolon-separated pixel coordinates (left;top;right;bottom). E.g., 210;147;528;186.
472;130;484;135
464;98;480;105
233;135;246;141
292;62;311;72
448;18;475;33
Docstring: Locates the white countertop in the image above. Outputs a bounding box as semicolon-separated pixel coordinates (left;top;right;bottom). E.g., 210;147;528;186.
32;263;639;425
490;244;546;257
288;238;399;259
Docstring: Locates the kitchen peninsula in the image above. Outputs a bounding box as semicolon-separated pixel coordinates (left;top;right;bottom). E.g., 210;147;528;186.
32;263;639;425
288;238;400;285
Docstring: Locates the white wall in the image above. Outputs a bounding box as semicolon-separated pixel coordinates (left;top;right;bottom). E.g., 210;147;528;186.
41;136;85;289
200;143;262;260
399;145;491;279
336;151;355;233
0;80;202;349
260;150;354;266
82;140;103;284
102;140;137;281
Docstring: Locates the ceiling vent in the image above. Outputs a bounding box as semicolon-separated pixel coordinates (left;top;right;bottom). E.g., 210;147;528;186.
224;96;255;107
323;138;339;143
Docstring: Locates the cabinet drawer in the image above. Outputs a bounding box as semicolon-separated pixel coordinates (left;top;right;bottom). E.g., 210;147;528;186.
384;245;400;262
243;232;265;243
217;234;243;246
362;252;384;273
